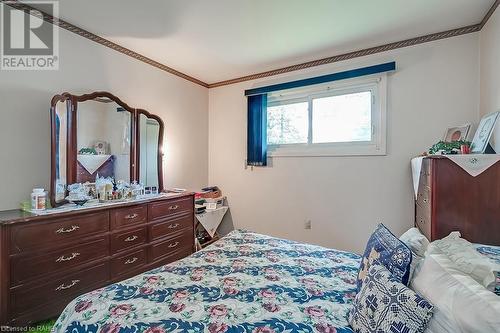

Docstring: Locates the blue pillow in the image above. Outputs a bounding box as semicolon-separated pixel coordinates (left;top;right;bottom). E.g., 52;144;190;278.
349;263;434;333
357;224;412;292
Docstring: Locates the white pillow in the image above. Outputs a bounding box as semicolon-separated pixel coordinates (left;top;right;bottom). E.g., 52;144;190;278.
400;227;429;281
411;246;500;333
428;231;499;288
400;227;429;257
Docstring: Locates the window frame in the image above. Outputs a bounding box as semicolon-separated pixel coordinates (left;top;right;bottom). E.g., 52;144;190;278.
266;74;387;157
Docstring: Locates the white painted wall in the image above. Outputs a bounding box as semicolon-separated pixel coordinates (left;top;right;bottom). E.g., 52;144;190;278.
0;27;208;210
209;34;480;253
480;8;500;152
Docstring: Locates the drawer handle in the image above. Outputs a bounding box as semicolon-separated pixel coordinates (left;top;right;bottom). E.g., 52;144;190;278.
169;205;179;211
125;213;139;220
55;225;80;234
124;235;138;242
168;241;179;248
125;257;138;265
55;279;80;291
56;252;80;262
168;223;180;229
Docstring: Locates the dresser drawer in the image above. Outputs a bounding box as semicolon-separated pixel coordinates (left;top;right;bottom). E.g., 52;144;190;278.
149;247;193;269
111;248;147;279
110;205;147;230
10;262;109;316
9;211;109;253
149;213;193;241
416;204;431;241
10;236;108;286
149;231;193;263
416;185;431;208
148;197;192;220
111;226;147;254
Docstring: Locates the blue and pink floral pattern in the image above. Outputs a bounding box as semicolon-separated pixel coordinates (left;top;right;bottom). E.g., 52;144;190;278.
53;230;361;333
474;244;500;265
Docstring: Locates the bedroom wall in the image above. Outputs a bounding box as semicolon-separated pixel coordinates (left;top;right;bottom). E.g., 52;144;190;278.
0;27;209;210
208;34;480;253
480;7;500;152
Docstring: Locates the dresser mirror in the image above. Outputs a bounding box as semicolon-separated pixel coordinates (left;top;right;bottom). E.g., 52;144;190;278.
138;111;164;188
52;99;69;202
76;100;132;183
50;92;164;206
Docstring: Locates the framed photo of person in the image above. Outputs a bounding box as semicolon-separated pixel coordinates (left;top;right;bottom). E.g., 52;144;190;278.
471;111;499;153
443;124;471;142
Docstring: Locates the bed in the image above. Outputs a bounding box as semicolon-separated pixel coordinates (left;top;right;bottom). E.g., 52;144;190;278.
474;244;500;265
53;230;361;333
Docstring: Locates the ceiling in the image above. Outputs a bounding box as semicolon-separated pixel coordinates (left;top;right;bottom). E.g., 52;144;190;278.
45;0;494;84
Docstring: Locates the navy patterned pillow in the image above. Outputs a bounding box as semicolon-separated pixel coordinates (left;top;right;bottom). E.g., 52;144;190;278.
349;263;434;333
357;224;412;292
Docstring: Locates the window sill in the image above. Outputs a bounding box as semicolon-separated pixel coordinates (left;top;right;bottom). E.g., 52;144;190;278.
267;144;386;157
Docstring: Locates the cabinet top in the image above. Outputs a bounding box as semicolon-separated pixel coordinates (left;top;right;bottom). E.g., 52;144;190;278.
0;192;194;225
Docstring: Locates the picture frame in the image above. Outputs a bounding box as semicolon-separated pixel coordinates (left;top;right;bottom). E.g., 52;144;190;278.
94;141;109;155
471;111;499;153
443;124;471;142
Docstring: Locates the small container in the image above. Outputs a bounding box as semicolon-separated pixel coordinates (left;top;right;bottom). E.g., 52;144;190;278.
31;188;47;211
460;144;471;154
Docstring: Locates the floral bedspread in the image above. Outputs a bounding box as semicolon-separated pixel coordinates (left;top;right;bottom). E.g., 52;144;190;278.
53;230;361;333
474;243;500;265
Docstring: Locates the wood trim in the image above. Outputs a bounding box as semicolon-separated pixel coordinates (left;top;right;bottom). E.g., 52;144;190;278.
0;225;7;324
208;25;481;88
3;1;208;88
4;0;498;88
71;91;137;185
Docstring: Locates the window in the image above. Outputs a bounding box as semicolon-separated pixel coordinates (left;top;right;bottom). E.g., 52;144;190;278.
266;76;386;156
267;101;308;145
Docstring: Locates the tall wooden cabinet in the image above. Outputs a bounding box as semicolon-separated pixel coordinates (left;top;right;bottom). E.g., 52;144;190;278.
415;156;500;245
0;193;194;326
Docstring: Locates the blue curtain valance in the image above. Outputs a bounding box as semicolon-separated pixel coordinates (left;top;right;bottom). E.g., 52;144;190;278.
244;62;395;96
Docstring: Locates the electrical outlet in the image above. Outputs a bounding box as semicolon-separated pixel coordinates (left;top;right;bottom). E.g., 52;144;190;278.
304;220;312;230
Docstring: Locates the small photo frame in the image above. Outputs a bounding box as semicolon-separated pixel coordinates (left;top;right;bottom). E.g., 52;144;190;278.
443;124;470;142
471;111;499;153
94;141;109;155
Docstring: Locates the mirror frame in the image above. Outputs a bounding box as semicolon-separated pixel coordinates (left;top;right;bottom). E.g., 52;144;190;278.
50;91;164;207
137;109;165;193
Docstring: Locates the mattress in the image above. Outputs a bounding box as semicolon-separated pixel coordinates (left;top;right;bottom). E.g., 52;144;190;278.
53;230;361;333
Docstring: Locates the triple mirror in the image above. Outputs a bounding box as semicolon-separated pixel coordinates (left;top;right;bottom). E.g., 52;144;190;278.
50;92;164;206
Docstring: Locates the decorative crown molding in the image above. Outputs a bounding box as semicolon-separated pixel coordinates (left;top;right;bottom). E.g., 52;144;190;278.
481;0;500;29
207;25;481;88
2;0;208;87
3;0;499;88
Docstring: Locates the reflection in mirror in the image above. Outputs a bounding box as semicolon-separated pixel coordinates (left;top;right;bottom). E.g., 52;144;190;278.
76;100;131;183
139;114;160;188
54;101;67;202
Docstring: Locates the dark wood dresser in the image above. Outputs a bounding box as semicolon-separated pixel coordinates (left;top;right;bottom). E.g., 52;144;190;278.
415;156;500;245
0;193;195;326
